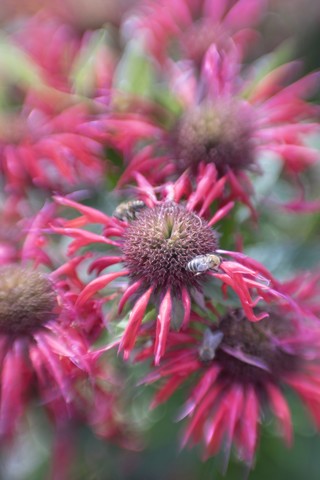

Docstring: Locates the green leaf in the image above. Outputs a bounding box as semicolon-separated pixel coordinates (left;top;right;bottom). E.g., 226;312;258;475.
0;34;45;89
70;29;109;96
113;37;155;97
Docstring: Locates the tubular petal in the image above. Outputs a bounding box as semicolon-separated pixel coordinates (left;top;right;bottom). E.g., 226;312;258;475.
154;289;173;365
76;270;129;306
119;287;153;359
118;280;143;314
266;383;293;447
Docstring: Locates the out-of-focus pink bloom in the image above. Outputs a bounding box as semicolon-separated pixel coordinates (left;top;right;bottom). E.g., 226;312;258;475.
138;300;320;467
0;105;105;193
125;0;267;65
52;168;287;365
279;269;320;319
0;195;28;264
13;12;80;91
110;44;320;214
0;202;106;439
13;11;115;96
0;12;118;194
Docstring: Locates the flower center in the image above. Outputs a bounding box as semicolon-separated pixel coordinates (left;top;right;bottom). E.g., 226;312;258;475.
123;202;218;294
173;101;255;174
214;309;299;383
0;265;58;336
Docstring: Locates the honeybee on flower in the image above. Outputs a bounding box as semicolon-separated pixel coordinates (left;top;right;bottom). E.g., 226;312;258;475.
52;166;292;365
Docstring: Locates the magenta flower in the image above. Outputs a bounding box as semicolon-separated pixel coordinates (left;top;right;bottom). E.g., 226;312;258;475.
0;203;105;439
13;11;115;99
126;0;267;65
111;43;320;215
0;11;118;194
13;11;81;91
0;105;106;194
139;301;320;467
53;168;285;364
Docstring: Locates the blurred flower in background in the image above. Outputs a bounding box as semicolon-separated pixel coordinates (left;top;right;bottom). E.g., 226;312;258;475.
139;296;320;468
53;168;300;368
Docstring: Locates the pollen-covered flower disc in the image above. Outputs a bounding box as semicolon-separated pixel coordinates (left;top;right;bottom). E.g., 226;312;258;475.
140;303;320;468
123;202;218;294
54;168;285;364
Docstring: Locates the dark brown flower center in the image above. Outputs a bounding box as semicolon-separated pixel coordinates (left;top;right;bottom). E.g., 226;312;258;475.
0;265;58;336
173;100;255;174
214;309;300;383
122;202;218;294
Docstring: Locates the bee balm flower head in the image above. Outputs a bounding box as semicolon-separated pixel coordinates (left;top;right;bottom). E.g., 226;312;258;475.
114;43;320;215
140;300;320;468
53;167;284;365
0;203;105;439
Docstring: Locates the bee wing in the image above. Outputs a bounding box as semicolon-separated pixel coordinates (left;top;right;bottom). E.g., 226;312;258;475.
202;328;224;352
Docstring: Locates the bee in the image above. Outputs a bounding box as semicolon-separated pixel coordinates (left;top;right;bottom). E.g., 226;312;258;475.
198;328;224;362
113;200;146;222
186;253;221;274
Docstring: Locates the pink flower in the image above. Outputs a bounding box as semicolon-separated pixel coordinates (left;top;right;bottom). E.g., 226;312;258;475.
13;11;115;96
0;12;117;194
111;44;320;215
139;302;320;467
0;202;105;439
0;106;106;193
125;0;267;65
52;168;285;364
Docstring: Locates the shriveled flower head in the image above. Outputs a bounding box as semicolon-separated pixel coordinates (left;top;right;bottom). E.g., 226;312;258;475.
53;167;285;364
111;44;320;215
139;298;320;468
0;202;107;439
125;0;267;65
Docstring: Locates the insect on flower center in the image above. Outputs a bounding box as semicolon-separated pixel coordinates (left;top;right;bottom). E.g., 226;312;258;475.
214;309;300;382
123;202;218;294
0;265;58;336
173;100;255;174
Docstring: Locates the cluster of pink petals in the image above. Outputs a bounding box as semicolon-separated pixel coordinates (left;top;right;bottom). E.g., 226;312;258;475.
200;45;320;171
109;42;320;215
0;1;318;472
52;166;291;365
127;0;267;65
0;203;123;440
0;105;106;193
137;303;320;467
13;11;115;97
0;12;116;194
